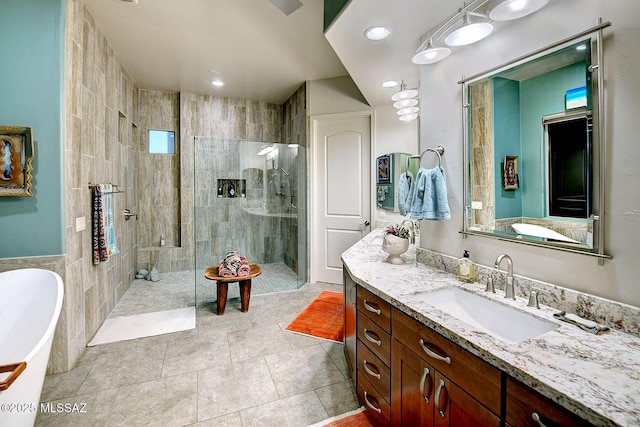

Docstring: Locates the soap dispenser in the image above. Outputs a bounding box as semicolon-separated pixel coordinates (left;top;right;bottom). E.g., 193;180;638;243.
456;250;476;283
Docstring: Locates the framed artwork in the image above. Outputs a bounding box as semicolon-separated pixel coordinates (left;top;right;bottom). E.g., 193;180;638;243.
503;155;519;190
0;126;34;197
377;155;391;183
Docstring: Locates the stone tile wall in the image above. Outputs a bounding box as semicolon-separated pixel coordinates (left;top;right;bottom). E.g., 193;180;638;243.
469;79;495;232
0;0;139;374
58;0;140;372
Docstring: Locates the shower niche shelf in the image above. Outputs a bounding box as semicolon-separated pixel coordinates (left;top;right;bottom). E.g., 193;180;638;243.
217;179;246;198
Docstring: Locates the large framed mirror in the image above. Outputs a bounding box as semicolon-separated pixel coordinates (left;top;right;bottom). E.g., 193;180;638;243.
461;21;611;261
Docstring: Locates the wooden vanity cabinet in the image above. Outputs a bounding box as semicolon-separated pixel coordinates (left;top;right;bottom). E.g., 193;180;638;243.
391;307;501;427
506;377;595;427
347;283;598;427
392;339;500;427
356;286;392;425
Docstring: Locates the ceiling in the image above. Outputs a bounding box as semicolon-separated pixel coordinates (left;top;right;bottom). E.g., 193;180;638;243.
83;0;518;108
83;0;348;105
324;0;455;107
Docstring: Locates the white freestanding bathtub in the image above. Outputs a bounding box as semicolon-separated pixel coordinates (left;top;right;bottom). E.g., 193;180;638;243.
0;268;63;427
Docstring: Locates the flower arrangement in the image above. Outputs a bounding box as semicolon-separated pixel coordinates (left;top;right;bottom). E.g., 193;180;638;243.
383;223;412;240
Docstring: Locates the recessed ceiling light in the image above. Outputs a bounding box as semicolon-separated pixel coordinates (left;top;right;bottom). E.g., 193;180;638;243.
364;26;390;41
382;80;398;88
212;79;224;87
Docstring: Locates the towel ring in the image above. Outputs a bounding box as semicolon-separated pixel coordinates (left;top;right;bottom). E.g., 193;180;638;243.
406;145;445;171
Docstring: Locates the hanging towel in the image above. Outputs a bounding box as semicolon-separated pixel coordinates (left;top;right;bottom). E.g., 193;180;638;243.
103;184;119;257
92;184;119;264
92;184;109;264
398;171;414;216
407;167;451;221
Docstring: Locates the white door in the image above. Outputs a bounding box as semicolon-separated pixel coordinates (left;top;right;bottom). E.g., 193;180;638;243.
312;112;372;284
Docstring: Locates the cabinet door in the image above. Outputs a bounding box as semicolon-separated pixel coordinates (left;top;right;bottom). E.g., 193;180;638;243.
433;372;500;427
391;338;434;427
506;377;594;427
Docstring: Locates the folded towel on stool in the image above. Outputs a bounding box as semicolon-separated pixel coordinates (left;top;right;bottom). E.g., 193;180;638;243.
237;256;250;276
218;260;235;277
219;251;250;277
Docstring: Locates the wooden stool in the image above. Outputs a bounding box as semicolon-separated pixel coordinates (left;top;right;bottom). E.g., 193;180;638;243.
204;263;262;315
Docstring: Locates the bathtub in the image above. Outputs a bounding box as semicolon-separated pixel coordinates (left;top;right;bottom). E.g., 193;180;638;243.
0;268;63;427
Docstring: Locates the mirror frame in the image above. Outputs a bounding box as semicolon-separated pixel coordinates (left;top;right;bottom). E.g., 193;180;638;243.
460;20;612;262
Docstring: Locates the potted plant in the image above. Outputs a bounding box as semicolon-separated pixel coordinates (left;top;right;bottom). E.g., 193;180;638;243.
381;223;412;264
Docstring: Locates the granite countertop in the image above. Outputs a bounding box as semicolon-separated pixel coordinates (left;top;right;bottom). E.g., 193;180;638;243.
342;229;640;426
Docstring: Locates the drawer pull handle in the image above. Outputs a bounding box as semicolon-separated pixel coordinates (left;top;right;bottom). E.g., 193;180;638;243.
419;339;451;364
363;300;381;316
532;412;547;427
419;367;431;404
363;359;381;380
364;391;382;414
364;328;382;346
435;379;446;418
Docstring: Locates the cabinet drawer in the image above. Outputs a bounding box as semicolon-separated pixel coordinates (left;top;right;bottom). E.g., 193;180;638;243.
506;377;594;427
358;370;391;427
358;311;391;367
357;339;391;404
358;286;391;333
392;307;501;415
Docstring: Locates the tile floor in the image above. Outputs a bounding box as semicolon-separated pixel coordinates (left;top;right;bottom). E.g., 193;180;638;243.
110;263;299;318
36;282;360;426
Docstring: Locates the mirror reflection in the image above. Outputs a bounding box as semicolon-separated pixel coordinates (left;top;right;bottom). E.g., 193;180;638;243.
376;153;418;212
465;35;603;252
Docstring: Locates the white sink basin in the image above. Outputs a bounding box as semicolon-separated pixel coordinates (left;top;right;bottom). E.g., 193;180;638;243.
424;287;559;344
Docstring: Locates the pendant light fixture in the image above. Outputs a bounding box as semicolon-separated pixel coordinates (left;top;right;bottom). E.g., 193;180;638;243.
489;0;550;21
391;82;419;102
445;12;493;47
389;81;419;121
409;0;549;66
412;38;451;65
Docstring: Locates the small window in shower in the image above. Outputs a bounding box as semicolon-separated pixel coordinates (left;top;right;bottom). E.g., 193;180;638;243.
148;130;175;154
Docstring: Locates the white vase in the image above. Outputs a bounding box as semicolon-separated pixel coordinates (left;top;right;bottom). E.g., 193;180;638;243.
382;234;410;264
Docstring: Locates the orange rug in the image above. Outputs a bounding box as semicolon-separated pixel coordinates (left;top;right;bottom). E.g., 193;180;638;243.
286;290;344;343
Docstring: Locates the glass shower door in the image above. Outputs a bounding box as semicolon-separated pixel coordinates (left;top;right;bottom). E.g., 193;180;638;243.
193;137;306;309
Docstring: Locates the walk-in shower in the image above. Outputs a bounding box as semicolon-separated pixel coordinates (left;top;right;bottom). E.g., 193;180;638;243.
194;137;307;307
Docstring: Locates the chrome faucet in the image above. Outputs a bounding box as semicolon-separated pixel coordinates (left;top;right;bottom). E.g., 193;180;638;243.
494;254;515;300
401;219;416;245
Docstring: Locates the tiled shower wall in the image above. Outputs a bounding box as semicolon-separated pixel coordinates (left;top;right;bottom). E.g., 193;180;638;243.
136;92;296;274
137;91;183;272
0;0;145;373
282;84;308;274
60;0;140;372
1;0;308;374
469;79;495;232
0;0;140;374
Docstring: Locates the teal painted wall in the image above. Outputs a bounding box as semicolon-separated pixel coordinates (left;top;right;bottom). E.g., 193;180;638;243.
493;77;522;219
0;0;65;257
520;62;587;218
491;62;587;221
324;0;349;31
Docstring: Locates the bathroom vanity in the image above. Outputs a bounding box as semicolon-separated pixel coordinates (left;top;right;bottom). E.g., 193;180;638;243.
342;229;640;426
